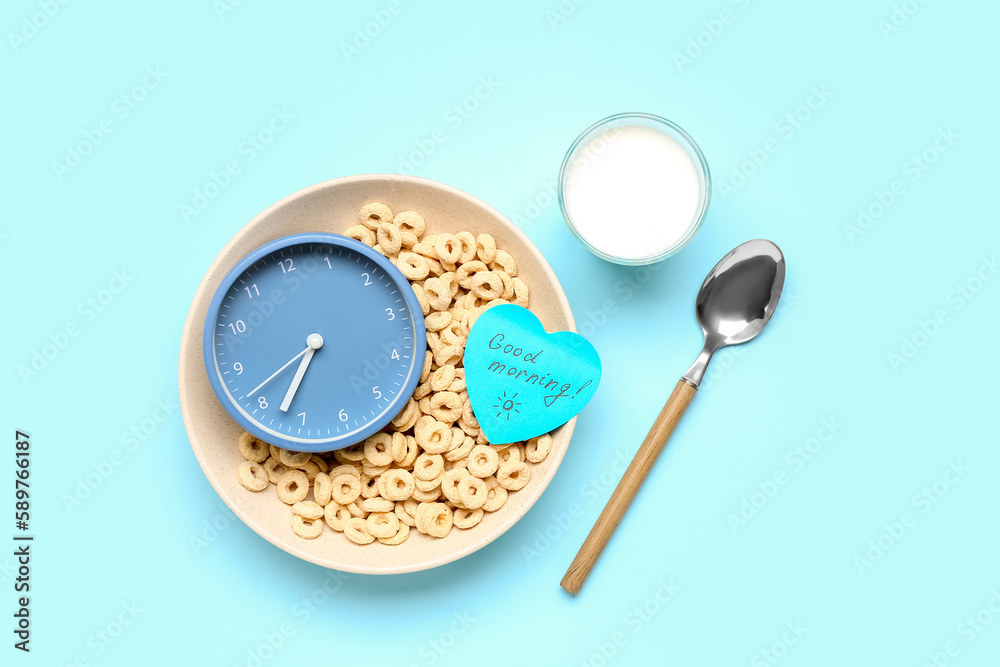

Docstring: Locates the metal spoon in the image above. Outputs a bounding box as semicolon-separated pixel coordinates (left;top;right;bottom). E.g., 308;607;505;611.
561;239;786;595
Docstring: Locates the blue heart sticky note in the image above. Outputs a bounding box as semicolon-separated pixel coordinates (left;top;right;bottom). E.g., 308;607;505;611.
465;304;601;444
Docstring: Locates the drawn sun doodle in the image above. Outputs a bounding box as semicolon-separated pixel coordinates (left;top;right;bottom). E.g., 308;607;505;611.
492;391;522;421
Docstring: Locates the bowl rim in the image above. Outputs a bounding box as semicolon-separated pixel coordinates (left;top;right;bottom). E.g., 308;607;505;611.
179;173;578;574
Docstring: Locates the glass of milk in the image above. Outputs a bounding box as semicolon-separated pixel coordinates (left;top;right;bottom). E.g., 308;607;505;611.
558;113;711;265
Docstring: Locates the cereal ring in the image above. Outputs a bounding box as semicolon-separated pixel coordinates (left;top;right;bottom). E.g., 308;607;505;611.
429;391;463;423
329;464;361;479
346;500;367;519
416;502;453;538
391;397;418;429
426;331;442;354
492;249;517;276
381;468;415;501
400;230;419;248
434;344;463;367
494;443;521;465
470;271;503;300
363;432;393;467
366;511;400;539
456;231;477;263
526;434;552;463
411;486;441;502
334;444;366;463
415;418;453;454
430;364;456;391
236;460;269;491
376;222;402;255
440;468;469;504
361;497;394;513
331;473;362;505
412;380;432;401
482;476;508;512
434;234;463;264
378;522;410;546
298;460;320;481
413;453;445;481
455;260;488;289
512;277;529;307
238;432;269;463
497;461;530;491
291;515;323;539
359;473;381;497
475;233;497;263
324;502;351;531
453;508;484;529
397;251;429;280
313;472;333;506
462;400;479;428
263;457;289;484
398;435;420;468
467;445;499;478
458;475;488;510
359;202;393;230
445;435;476;462
277;447;311;468
411;239;437;259
440;321;466;347
493;270;514;300
395;500;416;527
309;454;328;474
276;470;309;504
449;368;467;392
344;225;376;246
423;277;452;311
411;283;431;316
345;517;376;544
425;311;452;332
394;210;426;237
292;501;324;520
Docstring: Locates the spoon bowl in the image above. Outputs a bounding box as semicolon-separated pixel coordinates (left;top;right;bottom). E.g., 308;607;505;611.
561;239;786;594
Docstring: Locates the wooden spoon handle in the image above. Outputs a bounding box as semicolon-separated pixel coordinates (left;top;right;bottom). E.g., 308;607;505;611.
560;378;697;595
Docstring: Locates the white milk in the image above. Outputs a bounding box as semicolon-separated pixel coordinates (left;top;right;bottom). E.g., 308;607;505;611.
562;124;705;262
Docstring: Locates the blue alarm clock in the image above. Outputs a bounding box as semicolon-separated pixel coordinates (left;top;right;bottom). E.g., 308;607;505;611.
202;232;426;452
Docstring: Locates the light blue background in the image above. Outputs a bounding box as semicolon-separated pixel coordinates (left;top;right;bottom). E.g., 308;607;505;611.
4;1;999;665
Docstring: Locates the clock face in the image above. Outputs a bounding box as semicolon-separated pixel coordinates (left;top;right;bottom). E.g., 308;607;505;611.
202;233;425;452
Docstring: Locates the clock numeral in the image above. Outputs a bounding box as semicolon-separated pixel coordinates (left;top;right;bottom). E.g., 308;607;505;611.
258;396;268;409
391;348;399;360
279;258;295;273
233;362;244;375
323;257;332;269
297;411;306;425
244;284;260;298
372;386;382;399
339;409;348;422
229;320;247;334
385;308;395;321
361;272;372;286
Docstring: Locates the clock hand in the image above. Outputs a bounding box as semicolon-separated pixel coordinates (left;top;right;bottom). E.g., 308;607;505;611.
279;333;324;412
246;347;309;398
